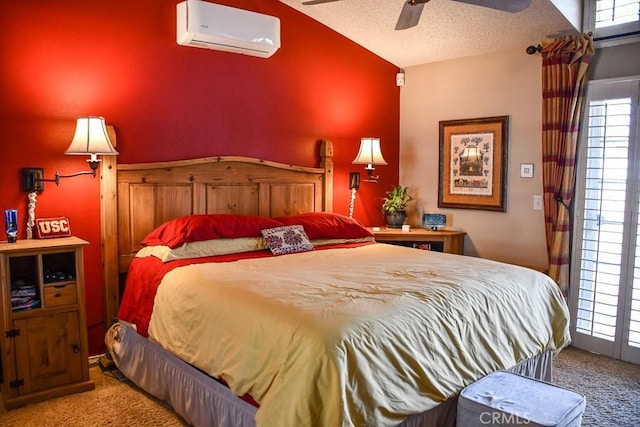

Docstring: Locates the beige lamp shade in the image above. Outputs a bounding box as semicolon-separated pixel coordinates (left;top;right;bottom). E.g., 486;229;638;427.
352;137;388;166
65;117;118;156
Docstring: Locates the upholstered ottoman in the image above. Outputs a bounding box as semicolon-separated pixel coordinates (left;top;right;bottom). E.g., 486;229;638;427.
457;371;585;426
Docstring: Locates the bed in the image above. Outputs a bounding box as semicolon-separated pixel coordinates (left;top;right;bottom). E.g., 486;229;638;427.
100;140;570;426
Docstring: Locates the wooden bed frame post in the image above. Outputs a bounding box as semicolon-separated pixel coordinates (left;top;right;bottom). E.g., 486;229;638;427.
319;140;334;213
101;125;119;328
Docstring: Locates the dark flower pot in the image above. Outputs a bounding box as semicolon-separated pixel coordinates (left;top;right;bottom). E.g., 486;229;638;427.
386;211;407;228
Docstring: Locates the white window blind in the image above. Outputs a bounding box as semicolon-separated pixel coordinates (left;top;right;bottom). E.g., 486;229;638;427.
596;0;640;28
572;78;640;363
576;98;632;341
631;184;640;348
591;0;640;45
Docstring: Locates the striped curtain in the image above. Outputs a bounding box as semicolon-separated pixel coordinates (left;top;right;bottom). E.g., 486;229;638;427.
541;33;594;295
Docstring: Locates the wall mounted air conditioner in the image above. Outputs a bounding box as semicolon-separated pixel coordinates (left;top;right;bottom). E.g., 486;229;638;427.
176;0;280;58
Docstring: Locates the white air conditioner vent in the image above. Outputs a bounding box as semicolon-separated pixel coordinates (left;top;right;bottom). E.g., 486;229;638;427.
176;0;280;58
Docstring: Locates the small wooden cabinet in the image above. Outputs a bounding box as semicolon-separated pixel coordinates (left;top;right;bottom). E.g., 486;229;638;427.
370;228;466;255
0;237;94;409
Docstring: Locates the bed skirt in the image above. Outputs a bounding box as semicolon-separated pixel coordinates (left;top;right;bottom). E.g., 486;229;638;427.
105;323;554;427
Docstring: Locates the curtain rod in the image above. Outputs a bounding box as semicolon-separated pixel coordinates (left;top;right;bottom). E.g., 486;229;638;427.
526;44;542;55
526;30;638;54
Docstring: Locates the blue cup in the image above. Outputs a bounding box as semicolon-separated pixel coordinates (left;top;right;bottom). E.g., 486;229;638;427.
5;209;17;243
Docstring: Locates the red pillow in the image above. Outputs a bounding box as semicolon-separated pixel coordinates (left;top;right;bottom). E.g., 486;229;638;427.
275;212;373;240
141;214;283;248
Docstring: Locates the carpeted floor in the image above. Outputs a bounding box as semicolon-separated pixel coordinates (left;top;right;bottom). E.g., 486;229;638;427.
0;346;638;426
553;346;640;427
0;360;187;427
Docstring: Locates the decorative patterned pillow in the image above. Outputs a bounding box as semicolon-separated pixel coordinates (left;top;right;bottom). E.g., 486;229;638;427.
261;225;314;255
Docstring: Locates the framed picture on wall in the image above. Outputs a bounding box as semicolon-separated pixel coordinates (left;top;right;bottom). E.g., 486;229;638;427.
438;116;508;212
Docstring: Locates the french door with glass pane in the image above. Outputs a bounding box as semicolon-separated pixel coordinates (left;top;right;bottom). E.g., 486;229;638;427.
570;77;640;364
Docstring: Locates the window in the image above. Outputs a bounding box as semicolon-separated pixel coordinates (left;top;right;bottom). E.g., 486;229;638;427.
570;78;640;363
575;97;631;342
585;0;640;44
596;0;640;28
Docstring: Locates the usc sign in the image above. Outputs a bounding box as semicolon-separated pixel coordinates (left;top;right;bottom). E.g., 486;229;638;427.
36;217;72;239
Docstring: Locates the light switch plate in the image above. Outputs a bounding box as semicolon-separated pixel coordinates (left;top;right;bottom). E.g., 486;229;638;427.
533;195;543;211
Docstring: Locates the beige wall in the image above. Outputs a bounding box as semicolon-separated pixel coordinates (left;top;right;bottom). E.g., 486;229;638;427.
400;47;549;269
590;41;640;81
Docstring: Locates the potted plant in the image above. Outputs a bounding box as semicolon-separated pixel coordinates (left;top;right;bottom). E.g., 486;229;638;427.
381;185;414;228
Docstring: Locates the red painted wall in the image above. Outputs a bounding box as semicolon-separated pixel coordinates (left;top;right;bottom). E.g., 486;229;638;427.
0;0;400;354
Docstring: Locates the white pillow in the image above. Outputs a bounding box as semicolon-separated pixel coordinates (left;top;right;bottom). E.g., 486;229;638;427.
135;237;268;262
310;236;375;247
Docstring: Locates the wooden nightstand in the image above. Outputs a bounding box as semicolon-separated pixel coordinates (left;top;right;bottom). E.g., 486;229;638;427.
0;237;94;409
370;228;466;255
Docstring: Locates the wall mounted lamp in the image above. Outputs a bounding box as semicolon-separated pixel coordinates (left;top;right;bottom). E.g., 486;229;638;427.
352;137;387;183
22;117;118;192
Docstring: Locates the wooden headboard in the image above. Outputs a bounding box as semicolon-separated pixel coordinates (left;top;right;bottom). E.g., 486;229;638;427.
100;140;334;326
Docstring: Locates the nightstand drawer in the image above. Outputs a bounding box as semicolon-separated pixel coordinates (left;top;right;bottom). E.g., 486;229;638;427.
44;283;78;307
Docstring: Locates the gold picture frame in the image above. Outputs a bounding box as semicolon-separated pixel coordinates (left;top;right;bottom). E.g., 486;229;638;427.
438;116;508;211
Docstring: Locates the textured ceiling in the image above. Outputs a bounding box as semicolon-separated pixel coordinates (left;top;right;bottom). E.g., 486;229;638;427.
278;0;577;68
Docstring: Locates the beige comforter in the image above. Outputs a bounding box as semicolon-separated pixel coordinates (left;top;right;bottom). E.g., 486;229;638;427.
147;243;570;427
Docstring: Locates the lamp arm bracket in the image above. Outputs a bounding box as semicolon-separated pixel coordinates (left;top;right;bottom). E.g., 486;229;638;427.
21;167;97;193
55;170;97;181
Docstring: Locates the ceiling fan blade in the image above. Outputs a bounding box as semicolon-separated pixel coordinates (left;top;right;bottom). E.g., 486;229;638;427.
302;0;342;5
451;0;531;13
395;1;427;30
